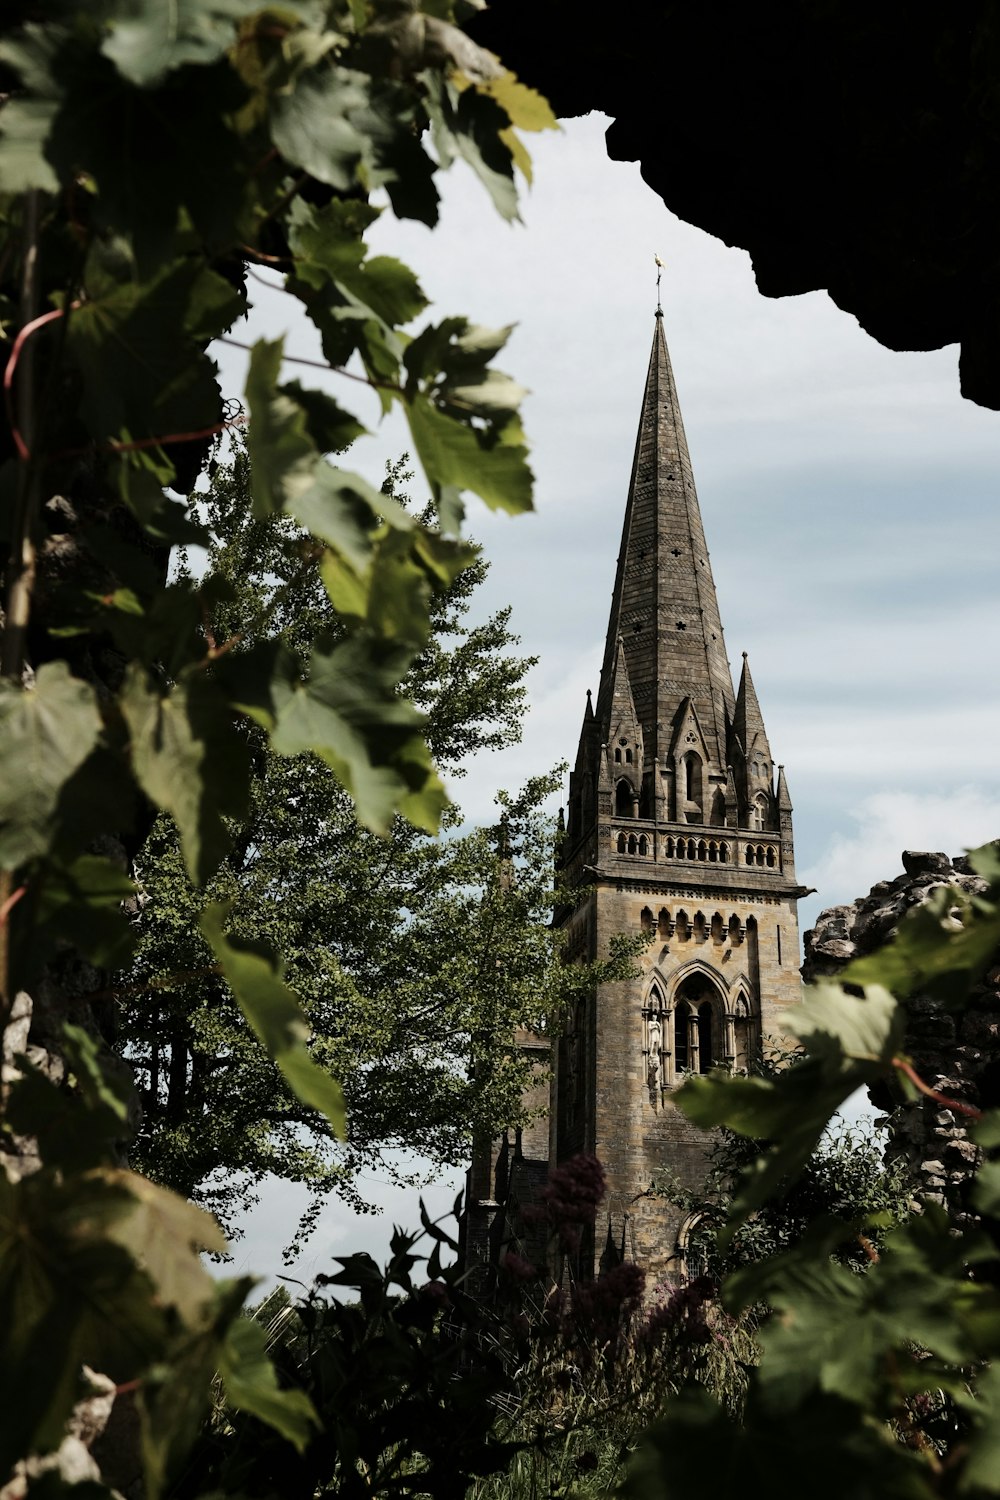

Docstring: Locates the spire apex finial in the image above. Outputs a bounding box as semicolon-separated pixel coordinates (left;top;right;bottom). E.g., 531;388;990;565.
654;252;665;315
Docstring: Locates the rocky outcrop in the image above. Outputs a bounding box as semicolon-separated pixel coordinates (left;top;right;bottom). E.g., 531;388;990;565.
803;850;1000;1225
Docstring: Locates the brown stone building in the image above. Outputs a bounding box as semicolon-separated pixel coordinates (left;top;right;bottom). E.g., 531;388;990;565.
467;310;808;1284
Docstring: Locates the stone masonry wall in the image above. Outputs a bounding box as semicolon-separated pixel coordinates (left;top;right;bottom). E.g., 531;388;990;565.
802;850;1000;1227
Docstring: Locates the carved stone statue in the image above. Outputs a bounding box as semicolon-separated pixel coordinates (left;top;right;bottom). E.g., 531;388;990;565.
647;1013;662;1087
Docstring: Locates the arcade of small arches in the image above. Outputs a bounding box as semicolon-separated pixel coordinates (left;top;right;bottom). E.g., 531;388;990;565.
643;972;758;1090
613;828;780;870
640;907;756;947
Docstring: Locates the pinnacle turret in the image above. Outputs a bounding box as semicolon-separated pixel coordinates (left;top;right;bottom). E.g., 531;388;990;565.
733;651;776;824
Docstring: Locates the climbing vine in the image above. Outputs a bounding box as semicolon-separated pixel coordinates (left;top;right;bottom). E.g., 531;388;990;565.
0;0;554;1488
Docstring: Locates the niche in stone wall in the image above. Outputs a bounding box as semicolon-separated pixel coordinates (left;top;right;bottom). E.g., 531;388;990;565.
733;994;755;1072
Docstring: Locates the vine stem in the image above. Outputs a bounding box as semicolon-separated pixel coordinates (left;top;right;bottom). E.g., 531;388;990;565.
892;1056;982;1121
3;304;66;460
217;334;405;394
0;190;42;1041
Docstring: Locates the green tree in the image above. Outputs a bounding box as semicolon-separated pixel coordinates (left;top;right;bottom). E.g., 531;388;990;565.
122;448;610;1249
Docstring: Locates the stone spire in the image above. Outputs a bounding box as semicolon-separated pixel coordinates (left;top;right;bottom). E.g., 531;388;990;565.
733;651;776;824
733;652;770;761
594;313;735;789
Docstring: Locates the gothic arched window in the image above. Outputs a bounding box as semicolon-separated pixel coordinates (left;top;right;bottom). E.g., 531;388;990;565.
683;752;703;810
615;780;633;817
672;972;725;1082
750;792;769;832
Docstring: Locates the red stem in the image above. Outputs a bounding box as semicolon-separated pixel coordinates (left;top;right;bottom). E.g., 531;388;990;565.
892;1056;982;1120
0;886;26;926
3;305;69;459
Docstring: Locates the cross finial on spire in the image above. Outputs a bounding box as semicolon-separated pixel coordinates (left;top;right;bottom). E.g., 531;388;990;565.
654;253;665;316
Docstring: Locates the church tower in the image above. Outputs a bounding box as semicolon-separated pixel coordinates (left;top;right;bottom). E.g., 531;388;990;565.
554;309;806;1279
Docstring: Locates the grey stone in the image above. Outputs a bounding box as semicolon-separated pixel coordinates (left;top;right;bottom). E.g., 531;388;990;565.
902;851;952;878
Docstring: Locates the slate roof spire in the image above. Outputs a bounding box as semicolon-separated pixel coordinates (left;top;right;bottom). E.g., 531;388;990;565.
595;314;735;777
733;652;772;764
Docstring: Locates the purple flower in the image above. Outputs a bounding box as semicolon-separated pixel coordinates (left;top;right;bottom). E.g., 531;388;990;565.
641;1275;714;1347
500;1251;537;1281
419;1280;452;1309
531;1154;607;1250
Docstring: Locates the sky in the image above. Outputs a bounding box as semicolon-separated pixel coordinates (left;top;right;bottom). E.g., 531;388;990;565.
213;111;1000;1290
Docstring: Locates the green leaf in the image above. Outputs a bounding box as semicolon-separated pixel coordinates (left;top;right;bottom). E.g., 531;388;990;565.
406;394;533;521
0;1168;169;1470
200;901;346;1135
289;198;428;325
968;839;1000;885
749;1208;999;1418
963;1362;1000;1493
843;883;1000;1002
101;0;259;86
120;666;250;885
283;379;367;453
5;1021;133;1173
0;97;60;192
677;982;904;1243
479;70;559;133
0;662;102;868
623;1387;933;1500
218;1314;319;1450
270;63;370;190
0;28;62;191
424;72;518;222
285;198;425;387
270;633;448;835
101;1169;227;1325
320;526;478;646
784;979;905;1066
34;853;137;968
245;338;386;574
67;256;242;449
138;1277;253;1500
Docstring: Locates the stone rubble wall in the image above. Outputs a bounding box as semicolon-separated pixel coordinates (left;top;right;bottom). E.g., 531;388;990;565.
802;850;1000;1226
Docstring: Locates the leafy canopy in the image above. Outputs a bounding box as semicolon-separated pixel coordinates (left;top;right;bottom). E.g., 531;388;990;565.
121;452;629;1249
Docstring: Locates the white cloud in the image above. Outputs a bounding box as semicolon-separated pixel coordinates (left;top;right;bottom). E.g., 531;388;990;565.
803;786;1000;912
222;1161;464;1294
